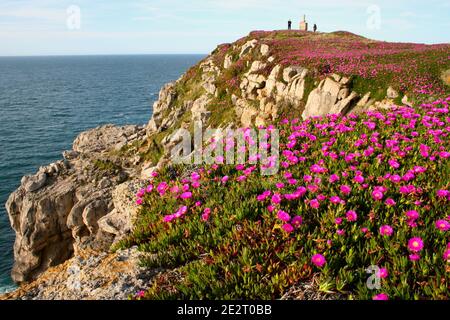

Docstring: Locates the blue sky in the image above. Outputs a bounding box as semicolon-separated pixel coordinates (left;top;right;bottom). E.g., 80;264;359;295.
0;0;449;56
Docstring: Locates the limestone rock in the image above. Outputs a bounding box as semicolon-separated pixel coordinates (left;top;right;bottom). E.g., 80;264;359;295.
21;173;47;192
260;44;270;56
283;66;304;83
240;39;258;57
387;86;399;99
224;54;233;69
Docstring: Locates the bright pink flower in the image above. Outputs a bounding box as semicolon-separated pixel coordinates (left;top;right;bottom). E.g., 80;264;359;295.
180;192;192;199
388;159;400;169
329;174;340;183
136;198;143;206
163;214;175;223
136;290;146;298
282;224;294;233
409;253;421;262
373;293;389;301
444;249;450;261
146;184;154;193
137;189;145;198
361;227;368;233
337;229;345;236
346;210;358;222
335;217;343;225
221;176;229;184
310;199;320;209
372;190;384;201
277;210;291;222
157;182;168;195
276;183;285;189
311;254;326;268
437;189;449;198
377;268;389;279
408;237;424;252
330;196;342;204
291;216;303;228
385;198;396;206
354;175;365;184
340;185;352;195
380;225;394;236
436;220;450;231
406;210;419;220
272;194;282;204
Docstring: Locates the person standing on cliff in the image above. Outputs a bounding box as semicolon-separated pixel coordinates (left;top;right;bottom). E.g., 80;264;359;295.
313;24;317;32
288;20;292;30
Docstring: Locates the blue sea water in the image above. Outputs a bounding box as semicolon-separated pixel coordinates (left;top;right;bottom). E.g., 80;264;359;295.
0;54;204;293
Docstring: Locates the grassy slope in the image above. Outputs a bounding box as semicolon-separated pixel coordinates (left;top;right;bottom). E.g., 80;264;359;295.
119;32;450;300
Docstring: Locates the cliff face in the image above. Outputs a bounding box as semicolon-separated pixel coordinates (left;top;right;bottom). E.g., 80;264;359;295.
3;30;449;299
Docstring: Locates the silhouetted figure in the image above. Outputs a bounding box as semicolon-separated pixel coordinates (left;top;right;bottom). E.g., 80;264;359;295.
288;20;292;30
313;24;317;32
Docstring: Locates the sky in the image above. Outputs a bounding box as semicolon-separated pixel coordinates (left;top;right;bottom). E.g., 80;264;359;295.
0;0;449;56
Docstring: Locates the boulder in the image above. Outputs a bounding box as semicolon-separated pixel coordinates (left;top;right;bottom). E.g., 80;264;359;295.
260;44;270;56
21;173;47;192
387;86;399;99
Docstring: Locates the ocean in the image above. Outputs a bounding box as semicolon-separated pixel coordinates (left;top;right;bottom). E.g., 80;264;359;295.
0;54;204;293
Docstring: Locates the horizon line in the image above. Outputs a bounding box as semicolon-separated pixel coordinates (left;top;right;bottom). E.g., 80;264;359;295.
0;53;208;58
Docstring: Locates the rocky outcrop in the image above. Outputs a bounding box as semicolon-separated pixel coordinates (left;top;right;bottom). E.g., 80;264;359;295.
0;247;155;300
5;125;147;283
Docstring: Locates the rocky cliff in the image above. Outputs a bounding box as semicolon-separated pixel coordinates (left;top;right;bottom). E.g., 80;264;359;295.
3;30;448;300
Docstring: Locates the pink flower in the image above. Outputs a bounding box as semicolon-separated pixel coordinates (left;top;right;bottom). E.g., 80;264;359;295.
330;196;342;204
361;227;368;233
405;210;419;220
163;214;175;223
291;216;303;228
282;224;294;233
377;268;389;279
437;189;449;198
202;208;211;221
277;210;291;222
385;198;396;206
276;183;285;189
409;253;421;262
337;229;345;236
329;174;340;183
180;192;193;199
380;225;394;237
373;293;389;301
346;210;358;222
444;249;450;261
340;185;351;195
408;237;424;252
310;199;320;209
272;194;282;204
146;184;154;193
335;217;343;225
137;189;145;198
157;182;168;195
311;254;326;268
372;190;384;201
136;198;143;206
435;220;450;231
354;175;365;184
388;159;400;169
136;290;146;298
221;176;229;184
